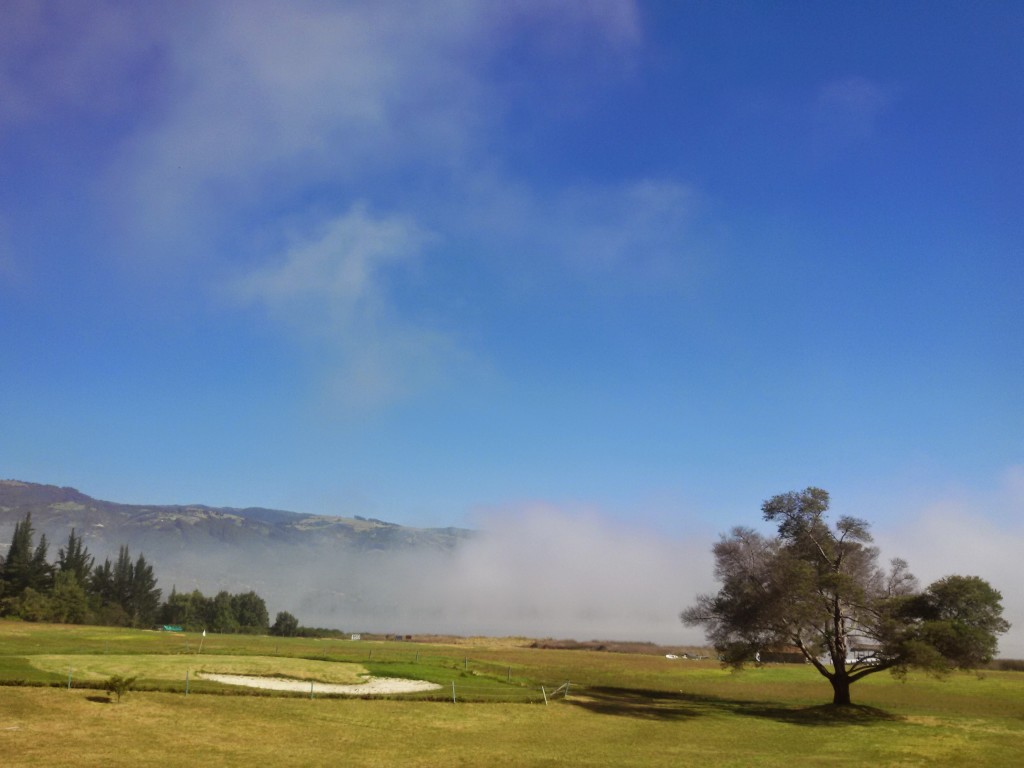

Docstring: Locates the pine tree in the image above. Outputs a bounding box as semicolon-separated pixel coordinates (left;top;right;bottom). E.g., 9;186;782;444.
89;558;114;604
29;533;53;592
1;513;35;596
128;553;161;627
1;513;52;600
112;545;134;611
57;529;94;585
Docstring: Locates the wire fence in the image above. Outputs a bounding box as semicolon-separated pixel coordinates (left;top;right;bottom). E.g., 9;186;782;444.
429;679;574;704
40;646;583;706
44;671;579;705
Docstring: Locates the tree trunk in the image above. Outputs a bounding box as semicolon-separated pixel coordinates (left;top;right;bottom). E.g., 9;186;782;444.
830;673;852;706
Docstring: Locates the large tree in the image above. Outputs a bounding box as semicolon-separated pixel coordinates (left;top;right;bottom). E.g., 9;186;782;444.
271;610;299;637
128;553;162;627
232;591;270;633
682;487;1009;706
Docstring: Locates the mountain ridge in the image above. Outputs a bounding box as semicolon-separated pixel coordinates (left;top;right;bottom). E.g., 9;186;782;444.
0;479;471;556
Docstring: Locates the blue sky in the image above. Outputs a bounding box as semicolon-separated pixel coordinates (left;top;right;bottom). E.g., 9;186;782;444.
2;2;1022;648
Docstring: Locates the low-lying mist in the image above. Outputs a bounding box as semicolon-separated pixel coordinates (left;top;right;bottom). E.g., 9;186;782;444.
157;505;717;645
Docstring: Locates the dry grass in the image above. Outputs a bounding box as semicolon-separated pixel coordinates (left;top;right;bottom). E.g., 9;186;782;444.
2;622;1023;766
2;683;1023;768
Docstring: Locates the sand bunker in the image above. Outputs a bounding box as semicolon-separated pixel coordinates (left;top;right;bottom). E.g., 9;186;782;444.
198;673;442;695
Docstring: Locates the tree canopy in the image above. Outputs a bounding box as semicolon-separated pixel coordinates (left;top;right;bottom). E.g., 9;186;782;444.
682;487;1010;705
271;610;300;637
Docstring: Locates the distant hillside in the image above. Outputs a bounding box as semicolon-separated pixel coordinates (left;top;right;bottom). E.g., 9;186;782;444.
0;479;475;630
0;479;471;559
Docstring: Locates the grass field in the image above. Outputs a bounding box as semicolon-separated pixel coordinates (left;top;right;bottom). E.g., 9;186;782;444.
2;621;1022;766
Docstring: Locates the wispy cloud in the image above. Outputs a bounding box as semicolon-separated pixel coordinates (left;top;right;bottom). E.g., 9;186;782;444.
454;175;704;293
96;1;642;262
101;2;476;260
232;203;456;408
235;204;429;311
5;1;669;403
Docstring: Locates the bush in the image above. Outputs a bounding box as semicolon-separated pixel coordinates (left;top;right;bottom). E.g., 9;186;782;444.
104;675;137;703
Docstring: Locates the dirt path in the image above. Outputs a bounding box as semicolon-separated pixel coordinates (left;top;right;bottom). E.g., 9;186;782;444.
197;673;442;695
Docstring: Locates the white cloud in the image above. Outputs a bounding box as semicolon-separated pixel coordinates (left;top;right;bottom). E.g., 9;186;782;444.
5;1;668;399
235;204;428;310
233;203;456;407
5;1;668;294
96;0;643;261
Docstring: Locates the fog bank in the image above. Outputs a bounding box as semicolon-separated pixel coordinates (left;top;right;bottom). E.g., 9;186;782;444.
160;505;716;645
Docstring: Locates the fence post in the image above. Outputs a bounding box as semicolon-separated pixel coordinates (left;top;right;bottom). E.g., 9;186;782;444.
565;681;571;700
542;686;548;705
185;668;190;696
67;666;72;690
451;681;456;704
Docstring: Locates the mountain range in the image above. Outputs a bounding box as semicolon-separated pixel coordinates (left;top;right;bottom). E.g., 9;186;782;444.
0;479;470;557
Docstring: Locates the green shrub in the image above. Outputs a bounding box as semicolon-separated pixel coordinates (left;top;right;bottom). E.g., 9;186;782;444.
104;674;137;703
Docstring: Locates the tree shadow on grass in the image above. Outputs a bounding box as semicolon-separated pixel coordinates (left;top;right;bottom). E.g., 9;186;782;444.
567;687;705;721
738;702;901;726
85;695;112;704
569;687;902;726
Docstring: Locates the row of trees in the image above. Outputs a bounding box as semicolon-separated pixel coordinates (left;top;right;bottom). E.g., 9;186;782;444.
0;514;160;627
160;587;270;634
683;487;1010;706
1;513;300;635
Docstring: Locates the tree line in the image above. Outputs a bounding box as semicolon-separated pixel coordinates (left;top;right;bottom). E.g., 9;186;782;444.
0;512;301;636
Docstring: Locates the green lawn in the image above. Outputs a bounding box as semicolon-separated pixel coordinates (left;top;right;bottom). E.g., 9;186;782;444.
2;621;1022;766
